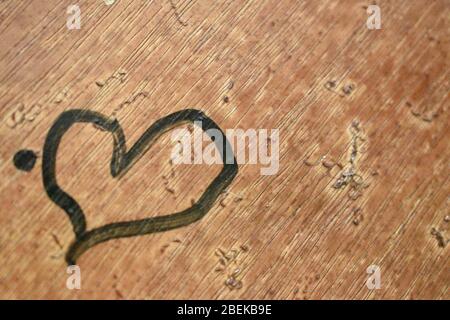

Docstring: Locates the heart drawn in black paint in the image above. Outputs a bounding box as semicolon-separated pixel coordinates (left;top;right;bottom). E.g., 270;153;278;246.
40;109;238;265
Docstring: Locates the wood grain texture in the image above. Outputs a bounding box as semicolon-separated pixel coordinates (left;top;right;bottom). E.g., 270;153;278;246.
0;0;448;299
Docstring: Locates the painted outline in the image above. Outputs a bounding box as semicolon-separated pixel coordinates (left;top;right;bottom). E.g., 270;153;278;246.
41;109;238;264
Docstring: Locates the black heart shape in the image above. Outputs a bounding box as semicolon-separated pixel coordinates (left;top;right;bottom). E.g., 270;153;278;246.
42;109;238;265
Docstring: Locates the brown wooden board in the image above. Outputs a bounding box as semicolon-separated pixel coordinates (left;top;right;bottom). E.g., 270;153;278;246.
0;0;448;299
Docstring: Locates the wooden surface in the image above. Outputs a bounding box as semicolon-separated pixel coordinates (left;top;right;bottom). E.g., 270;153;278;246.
0;0;448;299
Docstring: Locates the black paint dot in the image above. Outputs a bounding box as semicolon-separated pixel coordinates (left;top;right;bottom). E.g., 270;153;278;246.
13;149;37;172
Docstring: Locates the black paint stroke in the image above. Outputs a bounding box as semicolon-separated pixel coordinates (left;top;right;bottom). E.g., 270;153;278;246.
42;109;238;265
14;149;37;172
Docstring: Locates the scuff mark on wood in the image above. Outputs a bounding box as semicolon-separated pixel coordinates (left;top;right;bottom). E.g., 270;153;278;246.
430;227;447;248
169;0;188;27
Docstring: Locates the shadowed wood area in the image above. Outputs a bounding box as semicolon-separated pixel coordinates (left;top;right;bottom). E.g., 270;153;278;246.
0;0;448;299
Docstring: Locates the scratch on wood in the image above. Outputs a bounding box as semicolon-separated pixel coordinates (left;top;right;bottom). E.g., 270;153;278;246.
430;227;447;248
54;87;69;104
51;232;63;250
95;70;127;88
5;103;42;128
169;0;188;27
333;120;370;200
214;246;248;290
93;91;149;130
